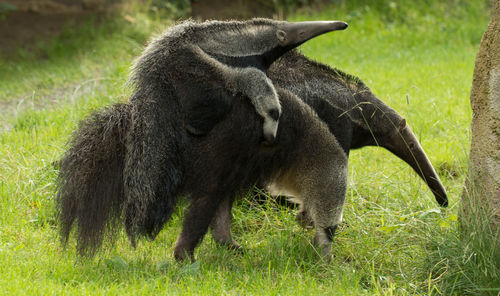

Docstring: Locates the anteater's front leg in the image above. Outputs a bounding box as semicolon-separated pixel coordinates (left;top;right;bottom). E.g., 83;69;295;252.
298;148;348;259
305;164;348;258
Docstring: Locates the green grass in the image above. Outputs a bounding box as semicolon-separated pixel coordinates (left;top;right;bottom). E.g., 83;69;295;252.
0;1;498;294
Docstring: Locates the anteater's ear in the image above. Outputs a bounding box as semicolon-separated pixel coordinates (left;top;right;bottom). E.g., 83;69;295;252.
398;118;407;131
276;30;287;44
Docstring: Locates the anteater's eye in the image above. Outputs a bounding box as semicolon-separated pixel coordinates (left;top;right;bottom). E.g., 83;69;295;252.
268;108;280;121
276;30;287;43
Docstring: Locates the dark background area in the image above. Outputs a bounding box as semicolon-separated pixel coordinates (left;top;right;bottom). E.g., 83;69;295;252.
0;0;325;56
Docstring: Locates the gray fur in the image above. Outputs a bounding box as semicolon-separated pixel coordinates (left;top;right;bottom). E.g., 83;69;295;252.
57;19;349;256
57;103;131;255
56;86;348;260
123;19;348;241
130;19;346;143
174;87;348;260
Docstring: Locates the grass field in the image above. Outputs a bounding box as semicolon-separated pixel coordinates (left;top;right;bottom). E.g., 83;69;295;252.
0;1;499;294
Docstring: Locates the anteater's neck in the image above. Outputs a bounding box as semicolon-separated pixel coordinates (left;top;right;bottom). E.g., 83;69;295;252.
347;90;403;150
269;50;404;151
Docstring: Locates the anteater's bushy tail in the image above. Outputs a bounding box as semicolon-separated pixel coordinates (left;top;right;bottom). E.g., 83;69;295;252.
56;103;132;256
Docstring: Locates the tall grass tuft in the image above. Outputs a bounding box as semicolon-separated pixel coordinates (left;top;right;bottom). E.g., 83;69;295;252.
425;182;500;295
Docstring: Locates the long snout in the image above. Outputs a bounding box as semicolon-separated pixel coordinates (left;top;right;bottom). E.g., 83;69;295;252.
278;20;348;48
384;123;449;207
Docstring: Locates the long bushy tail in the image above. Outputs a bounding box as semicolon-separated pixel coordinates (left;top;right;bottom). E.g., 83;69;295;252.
122;98;187;244
56;103;132;256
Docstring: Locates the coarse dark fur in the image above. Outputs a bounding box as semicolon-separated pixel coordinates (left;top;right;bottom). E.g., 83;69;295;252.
57;88;347;259
123;19;347;243
174;88;347;260
58;20;448;259
57;19;349;255
56;47;447;257
57;103;131;255
206;51;449;252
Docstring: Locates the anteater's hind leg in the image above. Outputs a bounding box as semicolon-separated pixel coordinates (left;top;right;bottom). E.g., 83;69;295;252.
174;193;224;261
209;196;242;250
296;204;314;229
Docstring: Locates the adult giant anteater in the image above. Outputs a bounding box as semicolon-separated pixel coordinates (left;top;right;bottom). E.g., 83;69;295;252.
57;18;349;256
124;19;346;244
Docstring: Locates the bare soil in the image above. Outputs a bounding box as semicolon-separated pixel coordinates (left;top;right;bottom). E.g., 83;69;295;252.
191;0;276;20
0;0;121;56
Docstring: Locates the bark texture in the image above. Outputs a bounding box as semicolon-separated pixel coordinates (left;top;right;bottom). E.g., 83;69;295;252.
463;0;500;227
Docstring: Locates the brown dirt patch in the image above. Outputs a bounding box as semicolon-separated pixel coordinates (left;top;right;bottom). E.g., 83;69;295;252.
0;0;121;56
191;0;276;20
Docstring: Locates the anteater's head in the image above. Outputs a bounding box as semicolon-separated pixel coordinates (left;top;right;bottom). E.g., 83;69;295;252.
195;19;348;70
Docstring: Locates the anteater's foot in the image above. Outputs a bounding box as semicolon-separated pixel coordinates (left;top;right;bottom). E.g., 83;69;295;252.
296;210;314;229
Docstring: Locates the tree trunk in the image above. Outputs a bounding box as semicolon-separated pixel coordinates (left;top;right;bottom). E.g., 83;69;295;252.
462;0;500;229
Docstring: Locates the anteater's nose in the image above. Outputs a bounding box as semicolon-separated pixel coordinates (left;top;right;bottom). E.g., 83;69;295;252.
263;133;276;145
